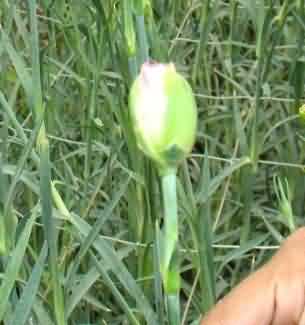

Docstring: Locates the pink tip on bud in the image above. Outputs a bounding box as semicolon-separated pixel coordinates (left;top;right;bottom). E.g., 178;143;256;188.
140;61;175;88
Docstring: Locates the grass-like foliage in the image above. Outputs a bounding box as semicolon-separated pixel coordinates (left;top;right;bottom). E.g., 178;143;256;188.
0;0;304;324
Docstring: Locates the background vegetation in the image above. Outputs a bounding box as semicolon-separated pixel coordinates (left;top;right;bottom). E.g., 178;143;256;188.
0;0;305;324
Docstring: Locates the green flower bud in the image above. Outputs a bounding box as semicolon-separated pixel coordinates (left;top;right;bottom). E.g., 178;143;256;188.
299;104;305;123
129;62;197;172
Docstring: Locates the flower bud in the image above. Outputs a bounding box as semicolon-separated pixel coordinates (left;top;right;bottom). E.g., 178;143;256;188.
129;62;197;172
299;104;305;123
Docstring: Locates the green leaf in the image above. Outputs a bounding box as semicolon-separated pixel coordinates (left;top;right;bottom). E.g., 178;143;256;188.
66;246;133;316
7;243;48;325
65;175;131;287
196;157;251;203
0;212;36;321
216;234;269;276
90;252;140;325
72;214;158;325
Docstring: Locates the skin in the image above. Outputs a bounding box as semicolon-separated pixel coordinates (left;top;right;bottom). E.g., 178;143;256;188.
201;227;305;325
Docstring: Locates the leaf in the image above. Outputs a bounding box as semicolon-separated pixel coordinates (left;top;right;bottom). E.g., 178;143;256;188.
90;252;140;325
216;234;269;276
1;30;33;108
0;212;36;321
7;243;48;325
72;214;158;325
196;157;251;204
66;246;133;316
65;175;131;287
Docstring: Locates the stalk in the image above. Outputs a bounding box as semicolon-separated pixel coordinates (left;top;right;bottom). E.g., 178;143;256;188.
123;0;138;80
124;3;158;308
135;14;149;65
161;170;180;325
38;125;66;325
134;0;149;65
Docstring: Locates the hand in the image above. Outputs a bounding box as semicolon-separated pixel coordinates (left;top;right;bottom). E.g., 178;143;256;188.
201;227;305;325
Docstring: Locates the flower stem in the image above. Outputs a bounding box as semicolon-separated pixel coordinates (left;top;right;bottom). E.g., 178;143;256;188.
161;170;180;325
166;294;180;325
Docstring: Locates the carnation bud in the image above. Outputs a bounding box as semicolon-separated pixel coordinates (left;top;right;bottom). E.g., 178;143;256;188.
129;62;197;173
299;104;305;123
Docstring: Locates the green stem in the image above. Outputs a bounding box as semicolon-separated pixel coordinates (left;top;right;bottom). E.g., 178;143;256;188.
135;14;149;64
161;170;180;325
128;56;138;82
167;294;180;325
162;172;178;271
39;125;66;325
